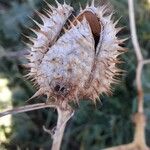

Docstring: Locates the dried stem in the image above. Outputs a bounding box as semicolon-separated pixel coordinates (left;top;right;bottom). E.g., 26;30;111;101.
0;103;56;117
128;0;144;114
128;0;143;61
128;0;149;148
128;0;150;149
136;63;144;113
143;59;150;65
51;105;74;150
0;102;74;150
104;0;150;149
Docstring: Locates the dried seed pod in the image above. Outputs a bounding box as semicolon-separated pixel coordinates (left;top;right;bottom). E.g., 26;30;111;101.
25;0;127;104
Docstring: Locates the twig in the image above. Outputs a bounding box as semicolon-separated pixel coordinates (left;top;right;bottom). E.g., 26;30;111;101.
136;63;144;113
128;0;143;61
51;105;74;150
0;101;74;150
103;143;135;150
143;59;150;65
0;103;57;117
128;0;144;114
104;0;150;149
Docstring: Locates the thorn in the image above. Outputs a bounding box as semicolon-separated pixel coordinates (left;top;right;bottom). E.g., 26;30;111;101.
101;5;108;14
111;59;122;64
21;33;36;43
79;3;83;12
86;2;89;8
22;64;30;68
93;97;97;107
34;10;48;23
26;89;43;103
113;16;122;27
68;19;74;27
22;41;33;48
25;55;32;60
116;26;125;33
33;83;39;89
63;27;68;32
30;78;36;83
64;0;66;5
116;69;127;74
91;0;95;7
117;37;129;44
28;16;43;29
23;73;33;79
28;27;39;35
43;0;56;11
103;85;112;96
96;96;102;104
26;63;35;68
118;47;128;52
73;16;81;24
111;78;119;85
89;93;96;103
55;0;61;7
82;16;87;23
43;8;51;17
48;3;56;11
34;9;44;17
23;74;29;79
75;91;80;106
28;27;48;40
116;51;126;57
24;52;31;59
107;12;114;20
92;85;99;97
21;33;28;39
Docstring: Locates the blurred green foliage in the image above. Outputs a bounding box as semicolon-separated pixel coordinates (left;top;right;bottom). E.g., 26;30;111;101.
0;0;150;149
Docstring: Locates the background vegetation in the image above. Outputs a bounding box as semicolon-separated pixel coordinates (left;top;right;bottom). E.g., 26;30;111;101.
0;0;150;149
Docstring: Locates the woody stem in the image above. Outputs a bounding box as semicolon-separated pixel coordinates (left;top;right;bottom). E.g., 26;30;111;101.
51;104;74;150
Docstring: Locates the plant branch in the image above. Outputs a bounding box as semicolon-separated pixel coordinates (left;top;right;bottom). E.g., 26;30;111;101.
128;0;144;114
104;0;150;149
143;59;150;65
0;103;57;117
51;104;74;150
136;63;144;113
0;101;75;150
128;0;143;61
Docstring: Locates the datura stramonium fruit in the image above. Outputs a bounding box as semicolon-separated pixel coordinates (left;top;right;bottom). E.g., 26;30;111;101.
25;0;127;104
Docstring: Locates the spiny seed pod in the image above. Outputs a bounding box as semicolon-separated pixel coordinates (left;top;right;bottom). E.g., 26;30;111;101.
24;0;127;104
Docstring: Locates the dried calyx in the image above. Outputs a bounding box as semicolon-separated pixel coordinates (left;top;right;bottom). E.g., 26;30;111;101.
24;0;127;105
